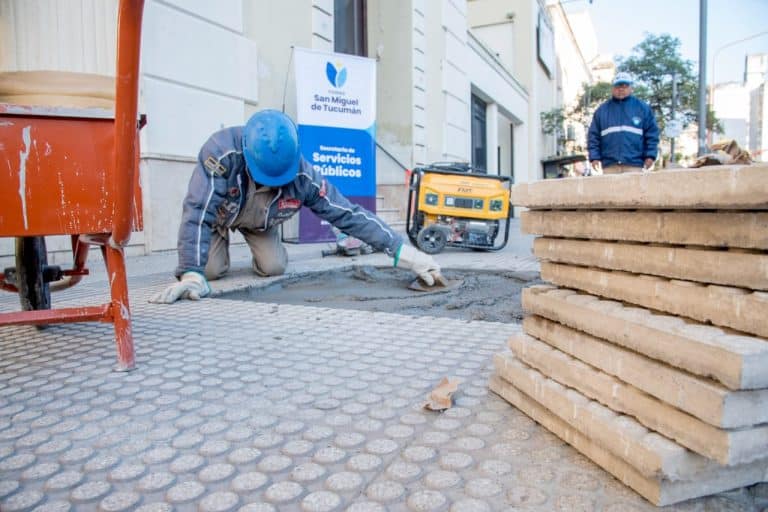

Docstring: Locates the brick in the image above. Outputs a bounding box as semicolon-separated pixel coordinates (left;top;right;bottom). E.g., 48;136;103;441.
522;285;768;390
533;237;768;291
512;165;768;210
507;333;768;465
521;210;768;250
523;316;768;428
489;372;768;506
541;262;768;338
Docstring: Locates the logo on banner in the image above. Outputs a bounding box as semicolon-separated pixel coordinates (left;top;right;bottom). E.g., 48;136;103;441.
326;62;347;88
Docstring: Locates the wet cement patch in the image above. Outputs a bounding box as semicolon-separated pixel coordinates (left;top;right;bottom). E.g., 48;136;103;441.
218;266;541;323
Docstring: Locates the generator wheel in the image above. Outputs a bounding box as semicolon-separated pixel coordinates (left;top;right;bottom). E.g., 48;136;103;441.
16;236;51;311
417;226;447;254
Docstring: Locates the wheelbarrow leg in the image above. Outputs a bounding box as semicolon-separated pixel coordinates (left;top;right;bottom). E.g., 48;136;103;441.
102;244;135;371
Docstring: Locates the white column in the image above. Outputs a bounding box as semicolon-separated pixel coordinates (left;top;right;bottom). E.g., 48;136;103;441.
485;102;499;173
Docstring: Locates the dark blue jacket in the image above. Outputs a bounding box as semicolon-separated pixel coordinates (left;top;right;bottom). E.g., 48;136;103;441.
176;126;402;277
588;95;659;168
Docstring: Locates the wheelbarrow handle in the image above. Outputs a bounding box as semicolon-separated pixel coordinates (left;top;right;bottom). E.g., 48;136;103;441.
110;0;145;248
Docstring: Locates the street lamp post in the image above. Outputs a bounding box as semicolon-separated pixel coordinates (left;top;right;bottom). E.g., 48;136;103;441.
670;72;678;164
697;0;707;156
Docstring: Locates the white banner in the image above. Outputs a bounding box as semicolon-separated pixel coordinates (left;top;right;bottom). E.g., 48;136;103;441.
294;47;376;131
293;47;378;242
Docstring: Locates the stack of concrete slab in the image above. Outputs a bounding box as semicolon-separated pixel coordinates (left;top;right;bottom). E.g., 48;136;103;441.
490;165;768;506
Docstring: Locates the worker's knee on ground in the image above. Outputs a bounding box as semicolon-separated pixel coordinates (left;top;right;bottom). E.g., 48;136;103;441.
204;264;228;281
252;258;287;277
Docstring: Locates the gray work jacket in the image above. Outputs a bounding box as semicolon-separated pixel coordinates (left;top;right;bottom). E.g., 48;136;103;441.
176;126;402;277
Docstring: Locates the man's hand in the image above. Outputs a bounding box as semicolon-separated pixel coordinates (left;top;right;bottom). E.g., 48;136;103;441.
643;158;655;171
590;160;602;174
395;245;447;286
149;272;211;304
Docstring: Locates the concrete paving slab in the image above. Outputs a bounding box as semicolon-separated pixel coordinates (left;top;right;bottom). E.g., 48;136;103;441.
523;285;768;390
512;164;768;210
521;210;768;249
493;351;768;484
508;332;768;465
534;237;768;290
489;373;768;507
541;262;768;338
523;316;768;429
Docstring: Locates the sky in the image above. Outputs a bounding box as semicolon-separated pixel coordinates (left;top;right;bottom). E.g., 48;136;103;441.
564;0;768;84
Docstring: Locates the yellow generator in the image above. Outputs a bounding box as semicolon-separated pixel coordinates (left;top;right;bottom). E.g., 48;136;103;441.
405;163;512;254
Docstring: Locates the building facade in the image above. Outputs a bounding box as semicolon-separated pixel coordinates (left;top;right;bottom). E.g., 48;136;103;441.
712;52;768;162
1;0;582;259
544;1;595;155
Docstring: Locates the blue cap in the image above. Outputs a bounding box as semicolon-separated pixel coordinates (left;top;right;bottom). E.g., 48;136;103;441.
242;110;301;187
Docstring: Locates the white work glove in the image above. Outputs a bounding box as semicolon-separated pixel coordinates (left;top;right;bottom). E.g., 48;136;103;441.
642;157;655;172
395;244;447;286
149;271;210;304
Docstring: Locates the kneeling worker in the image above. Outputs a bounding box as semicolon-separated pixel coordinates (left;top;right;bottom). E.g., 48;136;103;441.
151;110;443;303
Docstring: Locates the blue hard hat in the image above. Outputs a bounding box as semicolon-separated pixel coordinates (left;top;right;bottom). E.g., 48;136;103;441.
242;110;301;186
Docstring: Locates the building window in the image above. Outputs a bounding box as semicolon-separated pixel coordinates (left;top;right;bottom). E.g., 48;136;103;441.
509;125;515;183
334;0;367;56
536;10;554;78
471;94;487;171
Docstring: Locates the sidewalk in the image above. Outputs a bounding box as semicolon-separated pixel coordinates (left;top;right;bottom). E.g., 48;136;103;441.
0;221;757;511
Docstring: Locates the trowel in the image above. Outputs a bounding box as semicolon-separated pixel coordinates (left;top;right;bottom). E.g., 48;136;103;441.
408;274;462;293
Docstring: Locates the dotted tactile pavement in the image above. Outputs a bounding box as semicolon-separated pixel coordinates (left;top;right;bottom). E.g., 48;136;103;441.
0;238;765;511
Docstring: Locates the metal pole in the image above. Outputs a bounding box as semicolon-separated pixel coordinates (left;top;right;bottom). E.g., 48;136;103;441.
671;72;678;163
697;0;708;156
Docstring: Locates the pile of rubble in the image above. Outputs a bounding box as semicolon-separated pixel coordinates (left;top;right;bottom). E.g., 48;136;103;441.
491;165;768;506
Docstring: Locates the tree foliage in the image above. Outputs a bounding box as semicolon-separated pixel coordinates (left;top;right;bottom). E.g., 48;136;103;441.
617;33;722;133
569;82;613;127
540;108;566;138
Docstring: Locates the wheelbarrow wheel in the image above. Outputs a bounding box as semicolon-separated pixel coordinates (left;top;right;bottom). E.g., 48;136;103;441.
16;236;51;311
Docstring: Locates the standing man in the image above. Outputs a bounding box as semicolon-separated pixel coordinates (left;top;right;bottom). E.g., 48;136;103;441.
151;109;444;303
588;72;660;174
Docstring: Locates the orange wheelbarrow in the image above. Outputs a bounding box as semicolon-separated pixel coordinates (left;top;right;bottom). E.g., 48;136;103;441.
0;0;145;370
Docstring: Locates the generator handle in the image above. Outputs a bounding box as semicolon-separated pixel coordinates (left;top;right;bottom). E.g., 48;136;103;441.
412;165;512;182
484;206;513;252
405;169;422;246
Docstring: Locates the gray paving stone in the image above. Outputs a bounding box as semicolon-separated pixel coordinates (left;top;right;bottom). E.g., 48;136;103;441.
291;463;326;483
98;491;142;512
69;480;111;503
135;472;176;493
135;503;172;512
33;501;73;512
263;480;304;503
165;480;205;503
325;471;364;493
450;498;492;512
425;470;462;489
199;491;240;512
237;504;276;512
365;480;406;502
230;471;269;493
